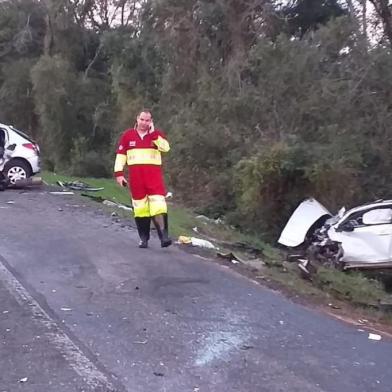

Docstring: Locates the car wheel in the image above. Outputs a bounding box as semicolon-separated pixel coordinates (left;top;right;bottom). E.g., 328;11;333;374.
4;159;31;185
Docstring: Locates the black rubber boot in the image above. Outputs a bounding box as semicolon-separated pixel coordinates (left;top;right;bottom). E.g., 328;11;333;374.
135;217;151;248
153;214;172;248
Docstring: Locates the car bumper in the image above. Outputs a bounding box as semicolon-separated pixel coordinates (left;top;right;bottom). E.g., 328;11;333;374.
28;155;41;174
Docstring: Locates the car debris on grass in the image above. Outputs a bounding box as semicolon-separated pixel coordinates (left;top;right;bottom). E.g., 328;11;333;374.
50;191;75;195
56;180;104;192
177;236;217;249
81;193;133;212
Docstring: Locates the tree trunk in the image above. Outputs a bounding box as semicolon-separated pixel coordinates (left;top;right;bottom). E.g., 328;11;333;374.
362;0;368;42
369;0;392;48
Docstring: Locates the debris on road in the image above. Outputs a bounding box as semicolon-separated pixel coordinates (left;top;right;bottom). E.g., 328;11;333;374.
216;251;264;268
133;340;148;344
103;200;117;208
240;345;254;350
82;193;133;212
103;199;133;211
50;191;75;195
217;251;244;264
368;333;382;341
0;170;43;191
178;236;217;249
12;177;43;189
57;180;104;192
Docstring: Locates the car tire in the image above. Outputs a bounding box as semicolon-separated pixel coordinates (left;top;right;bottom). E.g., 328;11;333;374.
4;159;32;185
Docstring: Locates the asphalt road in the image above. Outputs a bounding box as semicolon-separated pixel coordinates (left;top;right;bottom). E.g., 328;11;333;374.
0;187;391;392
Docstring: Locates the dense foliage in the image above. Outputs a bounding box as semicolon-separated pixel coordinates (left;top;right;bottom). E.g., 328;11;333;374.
1;0;392;238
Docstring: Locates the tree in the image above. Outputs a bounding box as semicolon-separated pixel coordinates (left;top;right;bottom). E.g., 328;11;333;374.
280;0;348;37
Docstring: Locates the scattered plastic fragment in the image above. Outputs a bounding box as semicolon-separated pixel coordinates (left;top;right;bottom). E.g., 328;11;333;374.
50;191;74;195
178;236;217;249
57;180;104;192
368;333;382;341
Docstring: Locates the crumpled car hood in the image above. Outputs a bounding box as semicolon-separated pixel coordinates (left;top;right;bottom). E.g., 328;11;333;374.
278;198;332;247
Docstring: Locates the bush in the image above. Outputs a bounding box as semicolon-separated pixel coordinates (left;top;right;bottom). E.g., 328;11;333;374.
69;137;112;177
70;150;111;178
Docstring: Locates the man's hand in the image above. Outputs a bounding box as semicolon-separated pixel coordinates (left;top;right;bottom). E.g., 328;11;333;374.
116;175;127;187
149;121;155;134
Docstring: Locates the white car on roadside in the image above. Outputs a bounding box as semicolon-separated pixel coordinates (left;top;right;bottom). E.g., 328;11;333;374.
278;198;392;271
0;123;41;184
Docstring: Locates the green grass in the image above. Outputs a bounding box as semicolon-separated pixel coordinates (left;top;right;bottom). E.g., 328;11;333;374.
315;267;390;306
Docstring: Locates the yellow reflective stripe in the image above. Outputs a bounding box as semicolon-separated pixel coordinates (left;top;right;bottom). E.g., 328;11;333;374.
132;197;151;217
132;195;167;217
153;136;170;153
114;154;127;172
148;195;167;215
127;148;162;165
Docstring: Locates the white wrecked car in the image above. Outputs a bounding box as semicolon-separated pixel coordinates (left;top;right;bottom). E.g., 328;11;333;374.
278;198;392;271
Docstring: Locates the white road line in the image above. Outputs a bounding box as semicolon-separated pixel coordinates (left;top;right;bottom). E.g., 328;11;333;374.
0;260;118;392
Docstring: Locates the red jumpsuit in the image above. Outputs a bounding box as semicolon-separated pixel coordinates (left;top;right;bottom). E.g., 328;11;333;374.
114;128;170;217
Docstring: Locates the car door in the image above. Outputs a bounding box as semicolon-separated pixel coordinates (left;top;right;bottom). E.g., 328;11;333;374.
0;128;8;164
329;208;392;263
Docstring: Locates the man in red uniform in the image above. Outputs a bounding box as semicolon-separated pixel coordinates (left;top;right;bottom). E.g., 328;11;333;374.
114;109;172;248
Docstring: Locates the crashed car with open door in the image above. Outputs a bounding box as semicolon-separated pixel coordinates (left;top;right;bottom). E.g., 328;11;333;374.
278;198;392;272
